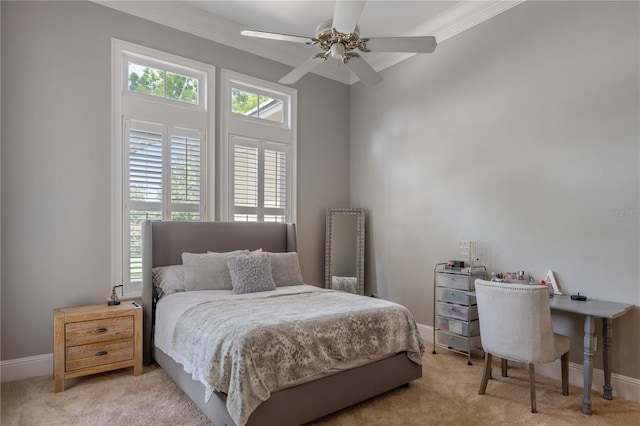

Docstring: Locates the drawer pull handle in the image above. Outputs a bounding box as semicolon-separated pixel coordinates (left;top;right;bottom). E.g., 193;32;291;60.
94;328;108;333
95;350;108;356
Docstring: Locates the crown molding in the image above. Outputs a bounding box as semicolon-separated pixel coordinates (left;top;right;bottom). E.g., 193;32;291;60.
94;1;525;86
357;0;527;84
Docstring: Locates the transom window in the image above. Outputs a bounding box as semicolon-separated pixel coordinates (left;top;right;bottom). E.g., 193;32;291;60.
124;53;205;108
127;62;199;105
231;88;284;123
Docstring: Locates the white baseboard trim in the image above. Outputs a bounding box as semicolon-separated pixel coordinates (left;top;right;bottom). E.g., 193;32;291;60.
417;322;640;404
1;353;53;383
3;325;639;405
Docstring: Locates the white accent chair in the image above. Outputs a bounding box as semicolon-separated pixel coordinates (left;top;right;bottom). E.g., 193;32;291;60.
475;279;570;413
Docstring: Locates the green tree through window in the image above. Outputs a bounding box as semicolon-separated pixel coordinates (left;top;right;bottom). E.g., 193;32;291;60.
231;88;258;114
128;64;198;105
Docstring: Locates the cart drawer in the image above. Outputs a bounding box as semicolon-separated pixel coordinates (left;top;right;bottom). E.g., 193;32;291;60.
436;302;479;321
436;273;473;291
435;316;480;336
436;287;476;306
436;331;481;352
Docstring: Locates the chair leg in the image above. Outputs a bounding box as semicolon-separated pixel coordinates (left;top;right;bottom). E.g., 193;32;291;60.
479;353;492;395
528;363;537;413
561;352;569;396
501;358;508;377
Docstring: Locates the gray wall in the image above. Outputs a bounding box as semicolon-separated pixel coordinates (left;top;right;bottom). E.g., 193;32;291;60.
1;1;350;360
350;1;639;379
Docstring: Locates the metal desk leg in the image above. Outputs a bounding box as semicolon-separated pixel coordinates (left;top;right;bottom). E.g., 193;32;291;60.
582;315;596;415
602;318;613;400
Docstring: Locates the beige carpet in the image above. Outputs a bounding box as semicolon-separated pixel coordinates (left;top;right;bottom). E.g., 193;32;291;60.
2;349;639;426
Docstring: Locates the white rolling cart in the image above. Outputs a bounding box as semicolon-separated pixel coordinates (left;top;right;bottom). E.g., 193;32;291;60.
432;263;486;365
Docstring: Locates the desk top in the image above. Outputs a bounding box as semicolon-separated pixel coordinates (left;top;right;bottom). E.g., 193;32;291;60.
549;295;634;319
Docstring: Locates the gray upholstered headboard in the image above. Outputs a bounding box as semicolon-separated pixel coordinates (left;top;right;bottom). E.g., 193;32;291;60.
141;220;297;365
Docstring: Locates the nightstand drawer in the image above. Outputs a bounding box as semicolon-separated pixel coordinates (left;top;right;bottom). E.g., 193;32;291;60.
66;338;134;371
65;316;134;346
436;273;474;291
436;288;476;306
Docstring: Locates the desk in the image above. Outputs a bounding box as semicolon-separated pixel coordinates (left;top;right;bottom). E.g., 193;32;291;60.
549;295;633;414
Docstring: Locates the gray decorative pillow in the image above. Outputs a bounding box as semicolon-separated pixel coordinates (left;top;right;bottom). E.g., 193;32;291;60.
152;264;185;298
270;252;304;286
182;250;248;291
228;253;276;294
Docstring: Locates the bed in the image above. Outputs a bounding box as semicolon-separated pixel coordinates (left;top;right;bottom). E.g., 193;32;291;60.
141;220;423;426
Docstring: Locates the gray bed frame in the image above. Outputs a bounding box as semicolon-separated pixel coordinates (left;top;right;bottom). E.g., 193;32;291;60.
141;220;422;426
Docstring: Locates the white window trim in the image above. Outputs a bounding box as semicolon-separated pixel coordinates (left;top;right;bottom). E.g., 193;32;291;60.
111;38;215;298
220;69;297;222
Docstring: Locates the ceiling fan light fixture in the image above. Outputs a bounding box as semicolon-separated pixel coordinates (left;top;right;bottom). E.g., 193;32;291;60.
330;43;346;59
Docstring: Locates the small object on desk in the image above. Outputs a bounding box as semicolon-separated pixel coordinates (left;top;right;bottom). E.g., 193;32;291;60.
571;293;587;301
445;260;465;270
544;270;563;295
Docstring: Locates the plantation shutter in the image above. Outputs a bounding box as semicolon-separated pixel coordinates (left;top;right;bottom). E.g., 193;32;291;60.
125;119;204;285
263;143;287;222
170;128;204;220
230;135;288;222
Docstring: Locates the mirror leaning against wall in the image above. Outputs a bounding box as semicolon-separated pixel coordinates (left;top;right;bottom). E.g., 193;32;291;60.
325;208;365;295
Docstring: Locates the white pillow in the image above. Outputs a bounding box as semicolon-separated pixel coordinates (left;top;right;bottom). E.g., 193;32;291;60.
182;250;248;291
152;264;185;298
270;252;304;286
227;253;276;294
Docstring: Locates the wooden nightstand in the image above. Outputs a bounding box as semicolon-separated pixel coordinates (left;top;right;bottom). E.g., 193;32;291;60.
53;302;142;392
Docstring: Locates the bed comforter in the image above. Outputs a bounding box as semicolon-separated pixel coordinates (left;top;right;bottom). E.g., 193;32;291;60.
157;286;424;426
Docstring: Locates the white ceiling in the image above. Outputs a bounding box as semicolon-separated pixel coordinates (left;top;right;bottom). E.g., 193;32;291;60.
183;1;456;38
96;1;525;84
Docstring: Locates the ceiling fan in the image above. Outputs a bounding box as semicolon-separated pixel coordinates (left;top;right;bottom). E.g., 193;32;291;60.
241;0;437;86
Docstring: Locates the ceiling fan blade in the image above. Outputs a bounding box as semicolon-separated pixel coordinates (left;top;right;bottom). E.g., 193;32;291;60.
365;36;437;53
241;29;310;44
332;0;366;34
279;57;322;85
346;57;382;86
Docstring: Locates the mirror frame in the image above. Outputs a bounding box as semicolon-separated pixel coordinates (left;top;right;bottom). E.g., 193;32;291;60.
325;208;365;295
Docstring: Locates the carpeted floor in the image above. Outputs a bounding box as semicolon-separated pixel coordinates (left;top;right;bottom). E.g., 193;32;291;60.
2;348;639;425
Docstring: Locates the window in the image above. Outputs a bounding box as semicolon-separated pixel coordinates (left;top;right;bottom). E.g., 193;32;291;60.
112;39;214;297
221;70;297;223
127;60;200;106
231;88;284;123
125;121;204;280
231;136;288;222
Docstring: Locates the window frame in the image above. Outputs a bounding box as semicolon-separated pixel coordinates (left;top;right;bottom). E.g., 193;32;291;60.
112;39;215;298
220;69;297;222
